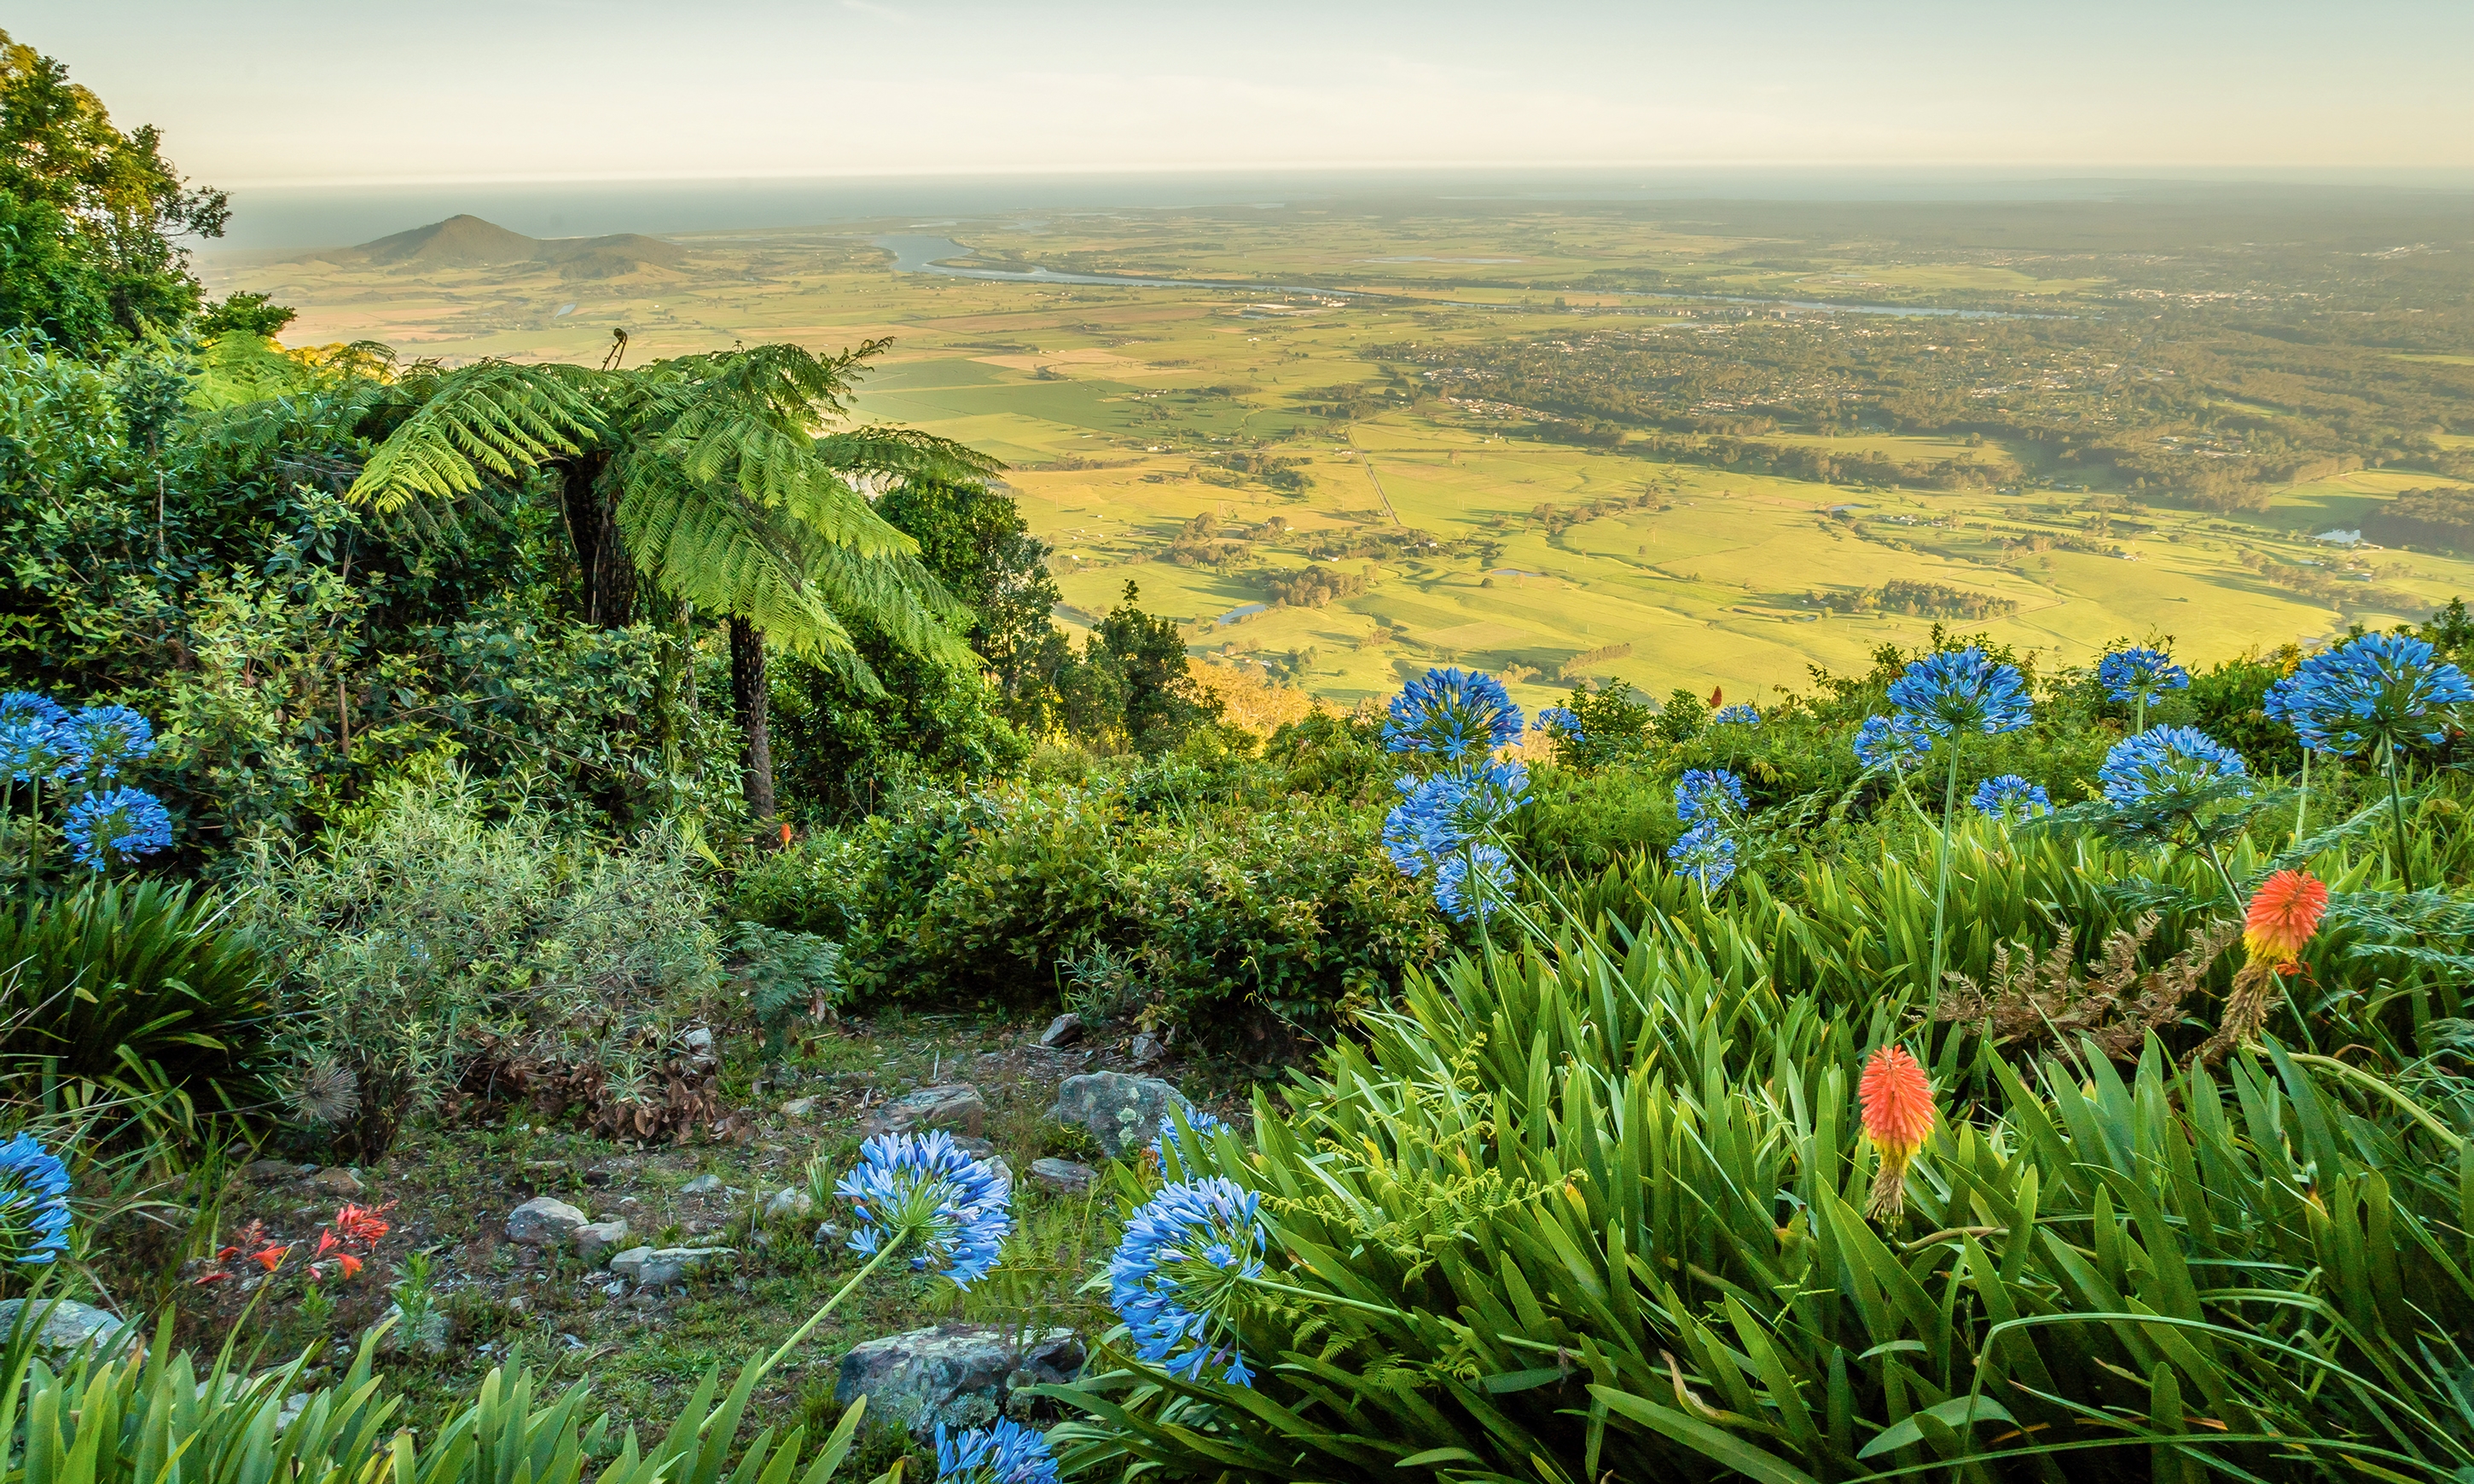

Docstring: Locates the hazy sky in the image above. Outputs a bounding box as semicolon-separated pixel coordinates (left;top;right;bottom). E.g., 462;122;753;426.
21;0;2474;186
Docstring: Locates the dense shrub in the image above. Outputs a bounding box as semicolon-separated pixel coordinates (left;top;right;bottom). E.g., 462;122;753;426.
243;761;721;1156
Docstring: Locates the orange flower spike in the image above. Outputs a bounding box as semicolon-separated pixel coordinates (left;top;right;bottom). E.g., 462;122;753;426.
2243;870;2328;969
1858;1045;1937;1220
315;1230;340;1256
335;1255;363;1279
252;1243;289;1272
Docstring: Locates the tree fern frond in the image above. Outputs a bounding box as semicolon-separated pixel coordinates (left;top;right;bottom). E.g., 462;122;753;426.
814;425;1005;481
611;459;857;660
807;543;982;672
346;360;607;511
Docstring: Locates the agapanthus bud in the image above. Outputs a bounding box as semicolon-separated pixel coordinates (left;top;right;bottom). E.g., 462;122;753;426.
1858;1045;1936;1220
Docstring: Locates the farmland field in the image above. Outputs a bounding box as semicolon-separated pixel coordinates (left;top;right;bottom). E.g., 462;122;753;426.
204;194;2474;710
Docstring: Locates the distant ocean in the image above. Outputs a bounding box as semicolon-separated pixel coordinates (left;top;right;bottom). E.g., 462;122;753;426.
203;168;2474;254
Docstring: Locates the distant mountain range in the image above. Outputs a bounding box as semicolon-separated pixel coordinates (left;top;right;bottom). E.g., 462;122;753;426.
322;214;687;279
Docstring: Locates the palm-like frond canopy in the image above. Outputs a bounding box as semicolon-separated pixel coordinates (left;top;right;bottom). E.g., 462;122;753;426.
340;341;996;678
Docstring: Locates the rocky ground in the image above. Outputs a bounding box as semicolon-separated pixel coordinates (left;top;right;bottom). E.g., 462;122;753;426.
150;1007;1236;1473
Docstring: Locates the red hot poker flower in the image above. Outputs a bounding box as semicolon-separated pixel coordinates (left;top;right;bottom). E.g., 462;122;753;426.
1858;1044;1937;1220
2244;870;2328;970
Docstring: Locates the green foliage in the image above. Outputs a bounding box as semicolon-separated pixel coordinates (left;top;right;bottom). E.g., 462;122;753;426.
241;762;721;1157
0;882;270;1115
1053;872;2474;1481
729;922;843;1058
2;1312;897;1484
1026;582;1223;754
0;32;226;351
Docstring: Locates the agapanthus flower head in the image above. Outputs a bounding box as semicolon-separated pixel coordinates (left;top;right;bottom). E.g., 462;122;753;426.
1886;647;2033;738
1531;705;1583;744
0;693;62;728
1434;844;1513;923
2098;646;2191;704
2243;869;2328;969
0;716;62;785
2276;632;2473;758
835;1130;1012;1290
1382;760;1530;878
1109;1176;1266;1387
1383;668;1524;762
1674;768;1748;825
1969;774;2051;819
933;1417;1059;1484
0;1132;72;1266
1712;703;1761;727
1147;1110;1231;1174
1666;820;1736;891
1857;1046;1935;1221
1854;713;1933;774
53;704;154;785
2099;726;2250;812
62;786;173;871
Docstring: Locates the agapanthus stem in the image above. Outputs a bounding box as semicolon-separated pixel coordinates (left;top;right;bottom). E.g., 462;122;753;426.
2197;836;2242;908
758;1235;903;1375
2383;744;2414;894
2291;747;2310;849
1926;745;1960;998
2134;695;2146;735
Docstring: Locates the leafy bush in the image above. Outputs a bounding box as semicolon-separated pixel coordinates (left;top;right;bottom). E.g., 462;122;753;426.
0;881;270;1112
243;761;720;1156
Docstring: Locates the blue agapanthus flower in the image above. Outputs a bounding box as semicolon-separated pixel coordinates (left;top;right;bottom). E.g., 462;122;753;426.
0;1132;71;1266
54;705;155;786
0;693;62;728
1433;843;1513;923
1674;768;1747;824
1383;761;1530;877
2099;726;2251;811
1109;1176;1266;1387
1383;668;1524;762
1854;713;1933;773
2275;632;2473;758
61;787;173;871
1886;648;2032;737
1667;821;1736;891
2098;646;2190;704
1148;1110;1231;1173
1970;774;2052;818
1712;704;1761;726
1531;705;1583;743
835;1131;1012;1290
0;716;62;785
932;1418;1059;1484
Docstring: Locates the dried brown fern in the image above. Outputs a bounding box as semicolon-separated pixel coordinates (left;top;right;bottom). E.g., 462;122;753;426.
1937;913;2239;1062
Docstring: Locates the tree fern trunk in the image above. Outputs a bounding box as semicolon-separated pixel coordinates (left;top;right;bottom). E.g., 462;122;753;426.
558;455;636;627
729;617;778;839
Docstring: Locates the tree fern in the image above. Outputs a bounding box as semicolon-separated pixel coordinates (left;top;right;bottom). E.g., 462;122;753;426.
347;360;604;510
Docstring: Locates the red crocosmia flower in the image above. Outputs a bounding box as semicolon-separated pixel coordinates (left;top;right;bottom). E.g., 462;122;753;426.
331;1202;393;1246
193;1271;229;1286
2244;870;2328;969
252;1244;289;1272
335;1255;362;1279
1708;686;1724;709
216;1245;239;1261
315;1230;340;1257
1858;1044;1937;1220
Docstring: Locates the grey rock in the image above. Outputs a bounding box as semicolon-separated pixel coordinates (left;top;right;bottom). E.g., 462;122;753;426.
576;1219;630;1264
680;1027;717;1064
780;1097;821;1120
764;1189;815;1220
834;1325;1083;1439
813;1220;845;1248
0;1300;140;1364
678;1174;723;1195
505;1196;590;1246
862;1083;986;1139
610;1246;735;1285
1129;1032;1164;1066
1048;1070;1192;1158
311;1168;363;1197
241;1160;308;1185
950;1136;996;1160
1036;1012;1084;1048
1028;1158;1096;1196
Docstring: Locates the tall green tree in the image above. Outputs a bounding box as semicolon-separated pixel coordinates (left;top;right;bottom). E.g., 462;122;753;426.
346;340;994;836
0;30;228;351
